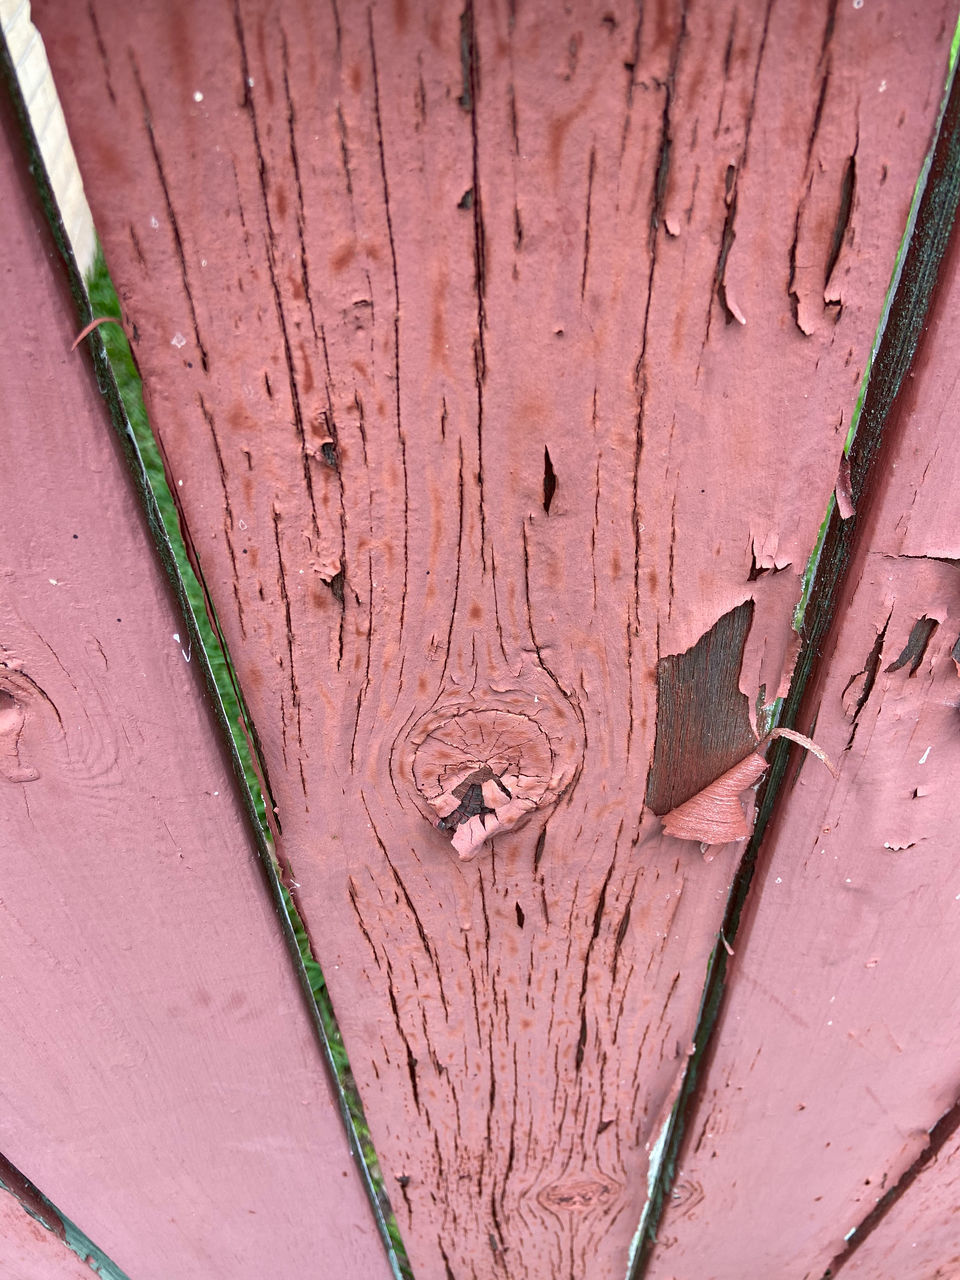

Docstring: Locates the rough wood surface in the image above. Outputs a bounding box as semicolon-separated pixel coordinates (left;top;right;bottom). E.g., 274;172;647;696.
645;602;756;816
646;127;960;1280
34;1;954;1275
0;70;392;1280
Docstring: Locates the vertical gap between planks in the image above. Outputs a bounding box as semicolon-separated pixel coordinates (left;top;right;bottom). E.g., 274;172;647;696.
628;20;960;1279
0;27;413;1280
820;1091;960;1276
793;13;960;637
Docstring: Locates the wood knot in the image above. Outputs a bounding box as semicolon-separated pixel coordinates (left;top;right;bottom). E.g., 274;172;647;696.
403;679;583;860
537;1174;620;1214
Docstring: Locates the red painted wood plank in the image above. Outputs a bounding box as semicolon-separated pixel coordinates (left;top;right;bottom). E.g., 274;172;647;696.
646;116;960;1279
0;67;391;1280
835;1124;960;1278
33;2;954;1275
0;1181;96;1280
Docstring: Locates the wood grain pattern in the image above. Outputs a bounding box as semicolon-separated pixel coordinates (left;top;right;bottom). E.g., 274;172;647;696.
0;66;392;1280
33;1;954;1275
645;602;756;816
646;107;960;1280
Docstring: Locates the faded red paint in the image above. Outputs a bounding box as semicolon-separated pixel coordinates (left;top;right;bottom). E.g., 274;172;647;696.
32;0;955;1275
0;82;391;1280
647;133;960;1280
834;1121;960;1277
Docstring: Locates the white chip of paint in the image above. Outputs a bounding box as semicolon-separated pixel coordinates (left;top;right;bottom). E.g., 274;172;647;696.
171;332;187;349
919;746;932;764
193;90;204;102
150;215;159;229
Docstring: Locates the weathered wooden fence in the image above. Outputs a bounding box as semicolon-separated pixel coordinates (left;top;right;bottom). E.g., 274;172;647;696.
3;1;960;1277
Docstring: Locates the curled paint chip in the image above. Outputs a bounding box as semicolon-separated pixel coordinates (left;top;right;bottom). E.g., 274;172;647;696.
660;728;836;847
70;315;124;351
661;751;769;844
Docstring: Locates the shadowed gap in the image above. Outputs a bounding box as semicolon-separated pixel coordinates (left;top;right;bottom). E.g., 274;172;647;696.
84;252;414;1280
0;34;412;1280
630;23;960;1279
0;1151;130;1279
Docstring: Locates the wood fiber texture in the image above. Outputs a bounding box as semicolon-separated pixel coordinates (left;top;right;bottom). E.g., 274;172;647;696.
34;1;955;1275
646;117;960;1280
645;602;756;815
0;73;391;1280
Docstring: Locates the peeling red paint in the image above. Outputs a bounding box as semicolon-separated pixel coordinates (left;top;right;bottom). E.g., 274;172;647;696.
0;1181;92;1280
660;728;834;847
30;0;956;1274
647;71;960;1277
0;80;391;1280
661;750;769;845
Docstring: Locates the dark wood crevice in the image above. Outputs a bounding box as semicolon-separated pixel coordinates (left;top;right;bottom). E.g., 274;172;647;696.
0;34;406;1277
632;48;960;1280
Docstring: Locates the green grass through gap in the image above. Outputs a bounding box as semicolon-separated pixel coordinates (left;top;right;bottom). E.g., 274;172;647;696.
85;255;413;1280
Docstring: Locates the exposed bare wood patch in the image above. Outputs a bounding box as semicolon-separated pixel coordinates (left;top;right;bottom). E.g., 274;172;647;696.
646;602;757;816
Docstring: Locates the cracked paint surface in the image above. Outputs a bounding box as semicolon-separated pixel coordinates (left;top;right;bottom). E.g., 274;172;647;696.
0;76;392;1280
32;1;956;1276
646;88;960;1279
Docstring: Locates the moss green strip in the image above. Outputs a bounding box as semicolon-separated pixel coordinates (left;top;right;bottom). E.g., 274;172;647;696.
1;32;411;1280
